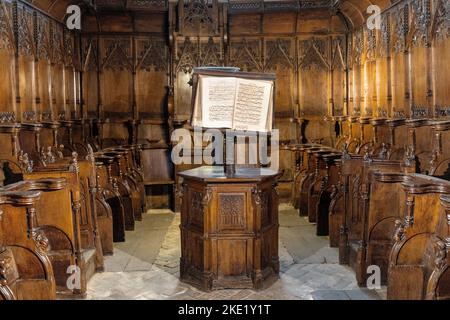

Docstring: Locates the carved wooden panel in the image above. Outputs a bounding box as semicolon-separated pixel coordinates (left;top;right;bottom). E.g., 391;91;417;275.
299;37;329;121
17;4;34;57
100;37;133;116
179;0;218;36
36;14;51;62
218;193;246;230
0;0;14;113
136;37;169;120
189;190;204;227
0;0;14;51
229;39;262;72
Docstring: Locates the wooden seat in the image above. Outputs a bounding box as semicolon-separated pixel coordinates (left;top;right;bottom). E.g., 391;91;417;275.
387;174;450;300
336;154;414;285
0;189;56;300
308;152;342;236
3;173;102;298
96;151;136;231
94;154;127;243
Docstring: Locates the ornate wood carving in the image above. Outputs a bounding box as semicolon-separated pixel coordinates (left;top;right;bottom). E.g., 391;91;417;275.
127;0;167;10
229;39;262;72
299;38;329;71
63;31;74;67
218;193;245;229
102;39;133;71
0;0;14;51
264;39;293;71
184;0;213;26
137;38;168;72
17;4;34;57
331;37;346;71
199;37;222;67
366;29;377;61
176;36;222;73
393;4;409;53
410;0;431;47
36;14;51;61
176;37;197;74
51;22;64;65
379;13;391;58
82;37;98;71
190;190;204;225
352;30;364;65
431;0;450;41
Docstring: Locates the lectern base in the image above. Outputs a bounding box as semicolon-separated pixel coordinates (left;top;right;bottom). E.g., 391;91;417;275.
178;166;281;291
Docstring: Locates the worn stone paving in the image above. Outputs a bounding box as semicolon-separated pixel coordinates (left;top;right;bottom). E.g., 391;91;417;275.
86;206;386;300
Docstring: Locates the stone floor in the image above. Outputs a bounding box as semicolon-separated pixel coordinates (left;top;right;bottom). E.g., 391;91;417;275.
86;205;387;300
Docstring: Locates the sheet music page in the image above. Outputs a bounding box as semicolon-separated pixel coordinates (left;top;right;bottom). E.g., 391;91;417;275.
201;76;237;128
232;78;273;132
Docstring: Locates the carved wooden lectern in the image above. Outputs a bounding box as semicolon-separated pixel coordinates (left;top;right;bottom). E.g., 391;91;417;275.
179;166;281;290
178;68;280;290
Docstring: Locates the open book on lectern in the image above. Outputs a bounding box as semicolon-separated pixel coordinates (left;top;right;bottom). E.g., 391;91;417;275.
191;68;275;132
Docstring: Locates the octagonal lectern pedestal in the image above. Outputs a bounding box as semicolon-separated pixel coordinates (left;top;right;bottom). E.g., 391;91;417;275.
178;166;281;291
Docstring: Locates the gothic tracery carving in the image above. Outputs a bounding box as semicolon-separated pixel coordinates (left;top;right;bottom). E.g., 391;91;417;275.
299;38;329;71
229;39;262;72
0;1;13;50
102;39;133;71
137;39;168;72
264;39;293;71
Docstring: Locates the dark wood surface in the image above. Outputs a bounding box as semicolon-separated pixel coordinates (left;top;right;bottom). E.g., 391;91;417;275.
179;165;281;290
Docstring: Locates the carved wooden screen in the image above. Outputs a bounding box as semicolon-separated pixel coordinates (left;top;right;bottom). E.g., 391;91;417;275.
0;0;14;116
17;3;35;121
81;37;99;119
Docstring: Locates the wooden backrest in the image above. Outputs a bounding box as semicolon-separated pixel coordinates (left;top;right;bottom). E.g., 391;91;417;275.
388;174;450;300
